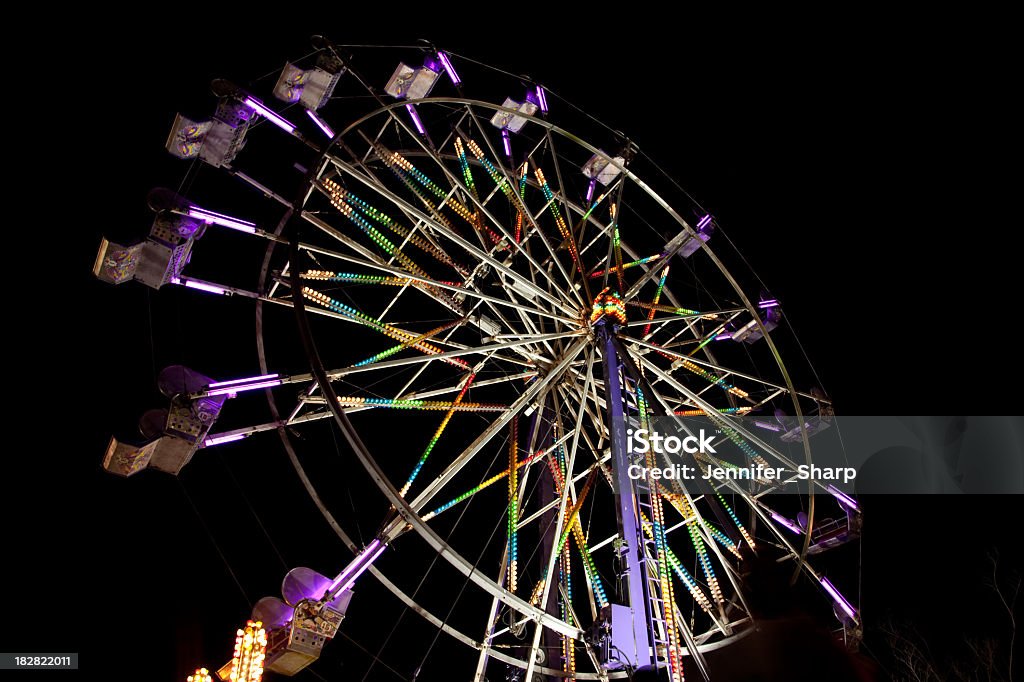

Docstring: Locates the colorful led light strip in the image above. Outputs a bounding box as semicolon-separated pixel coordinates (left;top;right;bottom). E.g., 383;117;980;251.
534;167;585;273
323;179;434;283
400;373;477;497
452;136;493;239
462;138;529;218
625;300;703;317
352;319;462;368
589;253;663;279
507;417;519;593
377;143;505;248
325;182;467;275
335;396;504;411
514;162;528;243
673;406;752;416
528;468;602;608
554;469;599;559
306;109;334;138
690;330;724;354
381;157;455;233
637;389;684;682
542;444;609;609
705;523;743;559
302;271;462;288
705;422;773;483
714;492;756;551
560;542;574;677
673;356;749;399
643;266;670;338
665;491;724;606
612;203;625;292
640;510;714;614
454;137;478;199
302;288;470;369
421;446;551;521
243;96;296;134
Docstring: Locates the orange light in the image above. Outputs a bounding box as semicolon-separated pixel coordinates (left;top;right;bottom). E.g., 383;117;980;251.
228;620;267;682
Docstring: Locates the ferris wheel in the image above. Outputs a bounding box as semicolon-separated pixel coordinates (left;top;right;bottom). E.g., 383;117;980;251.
95;37;863;682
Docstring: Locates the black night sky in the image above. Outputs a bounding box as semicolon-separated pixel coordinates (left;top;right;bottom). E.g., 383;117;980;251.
7;10;1020;682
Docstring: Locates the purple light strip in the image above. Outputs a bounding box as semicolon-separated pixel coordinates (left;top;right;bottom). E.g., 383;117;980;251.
437;51;461;85
187;206;254;223
206;380;281;397
337;543;387;592
501;128;511;158
204;433;247;447
328;539;385;592
820;576;857;620
535;85;548;113
714;332;732;340
209;374;280;389
770;510;802;534
187;208;257;234
754;420;782;432
184;280;227;295
827;485;859;511
758;299;780;309
697;214;712;230
586;178;596;203
405;103;426;135
242;96;296;133
306;110;335;138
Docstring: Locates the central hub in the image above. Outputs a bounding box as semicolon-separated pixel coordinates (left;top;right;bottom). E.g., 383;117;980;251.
590;287;627;326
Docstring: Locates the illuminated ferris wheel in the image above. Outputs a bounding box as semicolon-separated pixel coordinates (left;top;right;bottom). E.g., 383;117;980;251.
95;37;862;681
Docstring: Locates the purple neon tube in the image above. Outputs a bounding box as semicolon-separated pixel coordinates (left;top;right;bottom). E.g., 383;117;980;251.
243;96;296;133
820;576;857;620
827;485;859;511
209;374;280;388
437;51;460;85
183;280;227;295
405;104;426;135
770;510;802;534
204;433;246;447
328;539;384;592
306;110;335;138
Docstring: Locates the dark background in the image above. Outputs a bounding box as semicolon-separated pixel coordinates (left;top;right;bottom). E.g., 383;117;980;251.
5;10;1019;681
